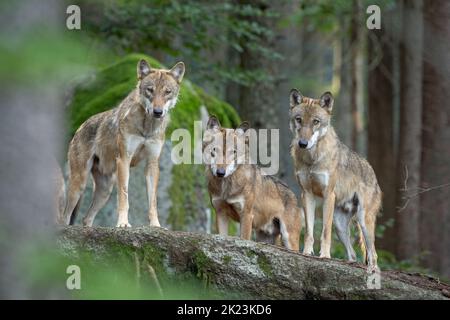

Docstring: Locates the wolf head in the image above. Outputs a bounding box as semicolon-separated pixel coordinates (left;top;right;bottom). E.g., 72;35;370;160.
202;116;250;178
289;89;334;150
136;59;185;118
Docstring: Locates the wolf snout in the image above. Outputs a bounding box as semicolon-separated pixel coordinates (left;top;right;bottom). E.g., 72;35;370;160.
216;168;226;177
298;139;308;149
153;108;163;118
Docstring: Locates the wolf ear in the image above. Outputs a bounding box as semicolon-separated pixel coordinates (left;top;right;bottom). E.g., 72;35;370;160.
137;59;151;80
169;62;185;83
319;91;334;113
207;116;221;130
290;89;302;108
236;121;250;135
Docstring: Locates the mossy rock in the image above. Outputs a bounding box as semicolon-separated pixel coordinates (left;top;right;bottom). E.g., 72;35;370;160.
67;54;240;233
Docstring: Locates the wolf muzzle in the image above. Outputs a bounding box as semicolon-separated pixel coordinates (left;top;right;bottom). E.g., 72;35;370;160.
298;139;308;149
153;108;163;118
216;168;226;177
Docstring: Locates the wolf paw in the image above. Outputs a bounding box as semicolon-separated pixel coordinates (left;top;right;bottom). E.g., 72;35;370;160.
319;253;331;259
367;264;380;274
149;221;161;228
116;222;132;228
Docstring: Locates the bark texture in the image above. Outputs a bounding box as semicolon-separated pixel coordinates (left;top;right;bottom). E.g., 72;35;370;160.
367;17;396;252
420;0;450;278
57;226;449;300
395;0;423;260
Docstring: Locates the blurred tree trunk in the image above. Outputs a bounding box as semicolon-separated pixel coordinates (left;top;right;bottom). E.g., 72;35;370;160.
272;0;302;189
420;0;450;278
395;0;423;261
334;19;353;147
237;0;279;130
350;0;364;153
367;11;397;253
227;0;298;187
0;0;63;298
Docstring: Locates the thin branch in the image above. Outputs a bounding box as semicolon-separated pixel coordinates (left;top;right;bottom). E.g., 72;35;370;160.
134;252;141;288
397;165;450;212
147;264;164;298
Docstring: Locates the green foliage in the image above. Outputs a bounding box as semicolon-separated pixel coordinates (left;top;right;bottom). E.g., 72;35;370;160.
77;0;282;89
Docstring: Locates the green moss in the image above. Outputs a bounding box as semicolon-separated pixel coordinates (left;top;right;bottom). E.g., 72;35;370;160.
167;164;209;230
246;249;257;259
141;243;167;276
257;254;273;277
192;250;214;288
222;255;232;265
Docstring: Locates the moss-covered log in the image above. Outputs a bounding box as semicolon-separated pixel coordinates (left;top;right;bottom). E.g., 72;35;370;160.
57;226;449;300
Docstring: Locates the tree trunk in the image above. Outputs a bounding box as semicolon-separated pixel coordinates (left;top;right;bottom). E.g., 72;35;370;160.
57;226;450;299
420;0;450;278
350;0;364;153
334;18;353;147
237;0;279;130
272;0;302;190
367;11;397;252
395;0;423;261
0;0;63;299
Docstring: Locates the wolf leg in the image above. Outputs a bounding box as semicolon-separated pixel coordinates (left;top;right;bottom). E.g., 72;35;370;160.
116;155;131;227
334;208;356;261
357;205;378;272
240;209;254;240
211;199;230;235
82;166;114;227
146;159;161;227
279;218;300;251
63;167;89;225
302;192;316;255
320;192;336;258
216;211;229;236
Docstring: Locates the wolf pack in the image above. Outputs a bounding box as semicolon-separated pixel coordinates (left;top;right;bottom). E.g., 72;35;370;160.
57;59;382;273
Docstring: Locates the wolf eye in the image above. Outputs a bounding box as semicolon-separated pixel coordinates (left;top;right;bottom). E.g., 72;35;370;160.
313;119;320;125
165;89;172;95
295;116;302;124
146;87;154;95
211;147;216;157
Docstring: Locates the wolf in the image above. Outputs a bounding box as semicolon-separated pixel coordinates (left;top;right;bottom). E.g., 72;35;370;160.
203;116;302;250
63;59;185;227
289;89;381;271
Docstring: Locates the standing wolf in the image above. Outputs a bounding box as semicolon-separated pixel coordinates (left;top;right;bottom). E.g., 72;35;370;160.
289;89;381;271
203;116;302;250
63;59;185;227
